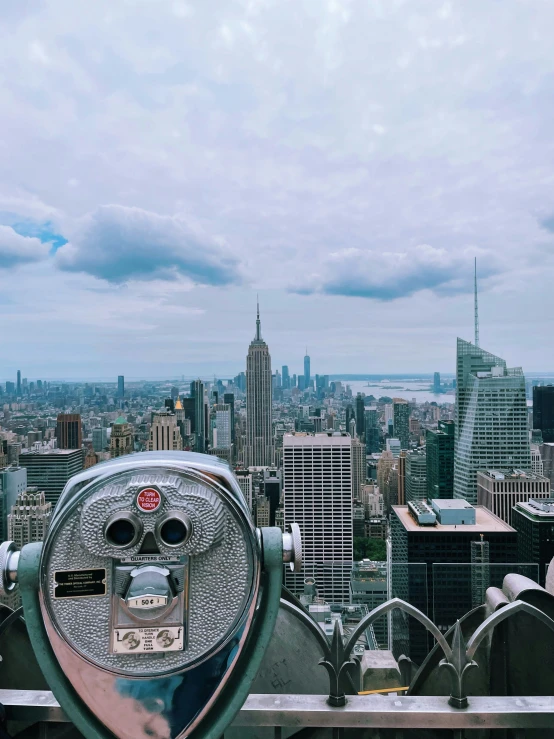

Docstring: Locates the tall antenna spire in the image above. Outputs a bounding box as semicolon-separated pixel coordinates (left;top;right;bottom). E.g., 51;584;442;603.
474;257;480;347
255;294;261;341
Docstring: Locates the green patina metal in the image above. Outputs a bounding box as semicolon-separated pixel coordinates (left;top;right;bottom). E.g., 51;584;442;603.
18;527;283;739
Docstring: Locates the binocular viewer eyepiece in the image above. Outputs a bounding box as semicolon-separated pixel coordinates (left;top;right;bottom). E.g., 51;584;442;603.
0;452;301;739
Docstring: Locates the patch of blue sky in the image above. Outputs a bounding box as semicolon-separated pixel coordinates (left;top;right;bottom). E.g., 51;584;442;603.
0;212;67;253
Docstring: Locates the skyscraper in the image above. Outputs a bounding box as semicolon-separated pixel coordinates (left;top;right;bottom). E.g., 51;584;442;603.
433;372;441;393
190;380;206;453
304;349;311;391
393;399;410;450
92;427;108;453
109;416;134;458
283;432;353;602
118;375;125;399
355;393;365;439
476;469;550;526
56;413;83;450
533;386;554;443
426;420;455;500
3;489;52;608
19;448;84;505
365;407;380;454
213;403;232;449
405;449;427;503
454;339;531;504
8;490;52;550
351;438;366;499
148;411;183;451
16;370;21;396
223;392;235;443
282;365;290;390
246;302;273;467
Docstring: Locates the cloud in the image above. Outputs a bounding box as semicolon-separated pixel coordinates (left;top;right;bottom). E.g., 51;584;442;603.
292;245;498;301
55;205;242;286
0;225;51;268
540;215;554;233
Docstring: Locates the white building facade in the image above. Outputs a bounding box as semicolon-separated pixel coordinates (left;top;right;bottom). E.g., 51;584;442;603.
283;432;353;602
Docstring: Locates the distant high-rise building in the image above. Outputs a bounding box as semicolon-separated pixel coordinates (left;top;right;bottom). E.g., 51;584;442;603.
223;393;235;443
0;440;8;469
304;349;311;391
8;490;52;550
365;407;380;454
377;449;395;488
262;469;282;527
92;427;108;453
454;339;531;504
245;302;273;467
531;446;544;476
405;449;427;503
533;386;554;443
190;380;206;453
283;432;353;603
351;438;366;500
2;489;51;608
426;420;455;500
110;416;134;458
433;372;441;394
282;365;290;390
386;438;401;458
345;405;355;433
355;393;365;439
118;375;125;399
56;413;82;450
235;469;253;512
213;403;232;450
148;411;183;451
393;399;410;450
476;469;550;526
19;448;84;505
513;498;554;586
16;370;21;396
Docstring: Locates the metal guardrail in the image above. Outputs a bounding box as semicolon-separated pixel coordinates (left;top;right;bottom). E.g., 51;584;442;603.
3;690;554;730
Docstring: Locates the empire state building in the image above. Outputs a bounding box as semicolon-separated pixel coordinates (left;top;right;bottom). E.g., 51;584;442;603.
246;302;274;467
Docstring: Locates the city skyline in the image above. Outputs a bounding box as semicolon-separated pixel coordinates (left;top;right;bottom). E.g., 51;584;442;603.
1;4;554;375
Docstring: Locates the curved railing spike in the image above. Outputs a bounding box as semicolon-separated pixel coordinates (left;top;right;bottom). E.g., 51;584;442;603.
466;599;554;660
316;597;453;707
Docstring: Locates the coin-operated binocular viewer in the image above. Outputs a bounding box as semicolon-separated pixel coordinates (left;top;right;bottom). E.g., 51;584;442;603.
0;453;301;739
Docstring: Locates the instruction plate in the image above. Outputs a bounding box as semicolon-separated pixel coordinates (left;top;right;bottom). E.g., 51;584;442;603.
112;626;184;654
54;569;106;599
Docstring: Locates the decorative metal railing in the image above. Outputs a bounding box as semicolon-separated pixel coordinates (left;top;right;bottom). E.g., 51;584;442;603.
2;596;554;736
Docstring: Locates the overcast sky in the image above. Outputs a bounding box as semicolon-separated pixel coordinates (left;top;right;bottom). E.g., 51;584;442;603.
1;0;554;380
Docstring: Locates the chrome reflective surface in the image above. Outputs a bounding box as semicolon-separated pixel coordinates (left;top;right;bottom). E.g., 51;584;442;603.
42;615;250;739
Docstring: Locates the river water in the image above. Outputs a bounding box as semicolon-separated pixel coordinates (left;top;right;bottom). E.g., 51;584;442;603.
335;379;455;405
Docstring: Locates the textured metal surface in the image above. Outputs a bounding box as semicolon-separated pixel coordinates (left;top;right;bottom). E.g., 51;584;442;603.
5;691;554;730
52;452;252;525
42;466;258;676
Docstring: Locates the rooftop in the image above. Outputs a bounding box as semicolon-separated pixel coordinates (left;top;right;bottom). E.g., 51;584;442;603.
432;499;474;511
393;504;515;533
20;447;82;457
477;468;549;481
516;498;554;517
